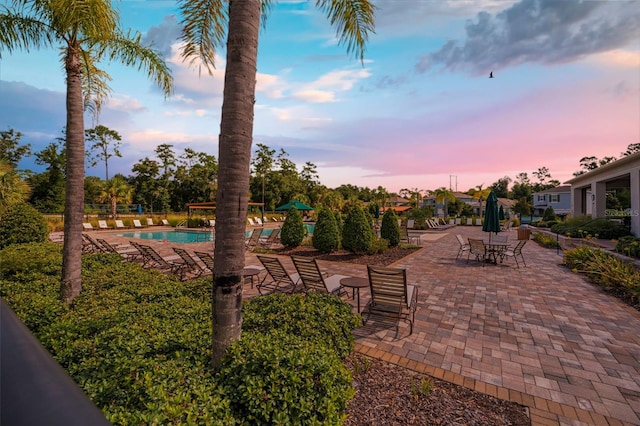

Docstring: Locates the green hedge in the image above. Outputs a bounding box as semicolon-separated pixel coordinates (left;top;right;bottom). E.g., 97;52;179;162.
0;203;49;248
1;242;362;424
551;218;630;239
615;236;640;259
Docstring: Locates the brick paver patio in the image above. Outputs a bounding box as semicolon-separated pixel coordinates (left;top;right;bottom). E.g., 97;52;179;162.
94;224;640;425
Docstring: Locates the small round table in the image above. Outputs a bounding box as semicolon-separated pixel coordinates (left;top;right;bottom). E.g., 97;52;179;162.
340;277;369;313
242;267;262;288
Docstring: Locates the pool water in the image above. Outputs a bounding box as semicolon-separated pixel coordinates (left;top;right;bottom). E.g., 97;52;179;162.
116;224;314;244
116;230;214;244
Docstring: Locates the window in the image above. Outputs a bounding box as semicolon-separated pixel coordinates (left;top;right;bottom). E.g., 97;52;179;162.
537;195;546;202
550;194;560;203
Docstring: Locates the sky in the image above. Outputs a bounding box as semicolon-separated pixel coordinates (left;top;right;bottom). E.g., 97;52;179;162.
1;0;639;194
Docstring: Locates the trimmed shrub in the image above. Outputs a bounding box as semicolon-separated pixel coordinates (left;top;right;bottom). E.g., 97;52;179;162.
369;237;389;254
333;210;343;234
380;208;401;247
615;235;640;259
342;204;374;254
218;331;354;425
312;206;340;253
280;206;305;247
531;232;560;248
0;203;49;248
243;292;360;359
542;206;556;222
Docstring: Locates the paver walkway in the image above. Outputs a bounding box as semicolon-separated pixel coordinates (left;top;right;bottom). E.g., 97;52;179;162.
93;225;640;425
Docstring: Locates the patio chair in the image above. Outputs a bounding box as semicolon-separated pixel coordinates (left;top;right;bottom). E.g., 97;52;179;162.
258;228;280;248
146;218;157;226
291;256;349;296
491;235;508;244
256;255;301;295
254;217;263;226
400;226;420;245
500;221;513;232
247;218;255;226
245;228;263;251
132;219;145;229
82;233;105;253
98;220;112;230
161;219;170;226
364;265;418;335
114;220;129;229
172;247;207;279
501;240;527;268
194;251;264;287
467;238;487;265
407;219;415;229
82;223;94;231
96;238;141;262
455;234;470;260
131;242;185;275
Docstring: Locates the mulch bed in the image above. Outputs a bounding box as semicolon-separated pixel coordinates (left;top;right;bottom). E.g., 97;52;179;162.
274;245;422;266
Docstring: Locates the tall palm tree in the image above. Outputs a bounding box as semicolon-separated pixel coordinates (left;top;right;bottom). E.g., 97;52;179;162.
179;0;375;365
434;187;455;217
472;184;492;218
98;176;133;219
1;0;173;305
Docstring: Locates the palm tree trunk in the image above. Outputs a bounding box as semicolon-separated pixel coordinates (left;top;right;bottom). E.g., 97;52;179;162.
60;44;85;305
211;0;260;367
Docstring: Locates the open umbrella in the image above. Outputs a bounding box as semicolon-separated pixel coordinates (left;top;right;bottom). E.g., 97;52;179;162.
275;200;314;211
482;190;501;242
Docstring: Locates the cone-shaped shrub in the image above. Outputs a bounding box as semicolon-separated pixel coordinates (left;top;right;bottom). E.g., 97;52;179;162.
341;204;373;254
380;208;401;247
280;206;305;247
312;206;340;253
0;203;49;249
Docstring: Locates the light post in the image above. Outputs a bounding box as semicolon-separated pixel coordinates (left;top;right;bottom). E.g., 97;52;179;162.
261;172;265;224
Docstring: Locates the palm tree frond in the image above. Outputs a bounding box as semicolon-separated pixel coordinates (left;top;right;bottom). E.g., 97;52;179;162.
47;0;117;41
80;49;112;122
316;0;376;62
178;0;228;74
101;31;174;97
0;10;54;55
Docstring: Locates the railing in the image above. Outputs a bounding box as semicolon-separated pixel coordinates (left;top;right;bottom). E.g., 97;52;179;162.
176;220;187;228
1;300;111;425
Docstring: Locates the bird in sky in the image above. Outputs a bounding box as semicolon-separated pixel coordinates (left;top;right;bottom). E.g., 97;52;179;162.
489;71;494;78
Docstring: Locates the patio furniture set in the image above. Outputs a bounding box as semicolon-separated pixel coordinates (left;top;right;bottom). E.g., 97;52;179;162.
456;234;527;267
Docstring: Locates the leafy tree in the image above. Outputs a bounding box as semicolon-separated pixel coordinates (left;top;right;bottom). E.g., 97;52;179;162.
574;155;618;176
28;140;66;213
179;0;374;365
380;207;400;247
0;0;173;305
280;206;305;248
0;161;31;214
511;173;532;203
84;176;104;207
155;143;176;178
97;175;133;219
85;125;122;180
342;204;374;254
173;148;218;209
312;205;340;253
129;157;160;213
621;143;640;157
0;128;31;167
490;176;511;199
471;184;491;218
542;206;556;222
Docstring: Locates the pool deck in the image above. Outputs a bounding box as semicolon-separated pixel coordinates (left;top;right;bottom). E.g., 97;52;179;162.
86;225;640;426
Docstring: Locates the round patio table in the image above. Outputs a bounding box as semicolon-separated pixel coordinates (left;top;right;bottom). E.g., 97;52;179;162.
340;277;369;313
242;267;262;288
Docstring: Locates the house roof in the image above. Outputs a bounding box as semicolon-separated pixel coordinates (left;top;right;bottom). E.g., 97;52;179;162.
384;205;412;212
533;185;571;195
497;198;516;208
564;152;640;185
387;195;412;205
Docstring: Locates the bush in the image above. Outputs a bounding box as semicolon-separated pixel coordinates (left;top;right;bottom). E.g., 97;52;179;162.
564;246;640;301
369;237;389;254
0;203;49;248
280;206;306;247
342;204;374;254
218;331;354;425
380;208;401;247
243;292;360;359
542;206;556;222
615;235;640;259
531;232;560;248
312;206;340;253
551;217;630;239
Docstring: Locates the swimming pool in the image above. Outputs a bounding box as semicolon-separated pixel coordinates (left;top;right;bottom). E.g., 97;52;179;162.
116;224;314;244
116;230;214;244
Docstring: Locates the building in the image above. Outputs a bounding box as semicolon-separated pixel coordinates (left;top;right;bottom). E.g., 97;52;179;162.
532;186;572;217
564;152;640;237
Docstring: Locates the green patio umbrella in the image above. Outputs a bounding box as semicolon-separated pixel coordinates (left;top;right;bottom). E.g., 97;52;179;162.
499;205;505;221
275;200;314;211
482;190;501;242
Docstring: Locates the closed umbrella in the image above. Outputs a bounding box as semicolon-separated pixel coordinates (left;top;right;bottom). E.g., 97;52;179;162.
499;204;505;221
482;190;501;242
275;200;314;211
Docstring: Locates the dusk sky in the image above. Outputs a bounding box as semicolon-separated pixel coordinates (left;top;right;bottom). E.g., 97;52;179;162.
1;0;638;193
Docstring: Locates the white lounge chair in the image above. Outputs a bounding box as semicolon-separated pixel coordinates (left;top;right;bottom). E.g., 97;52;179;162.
133;219;145;228
254;216;263;226
247;218;255;226
83;223;94;231
98;220;112;230
114;220;129;229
